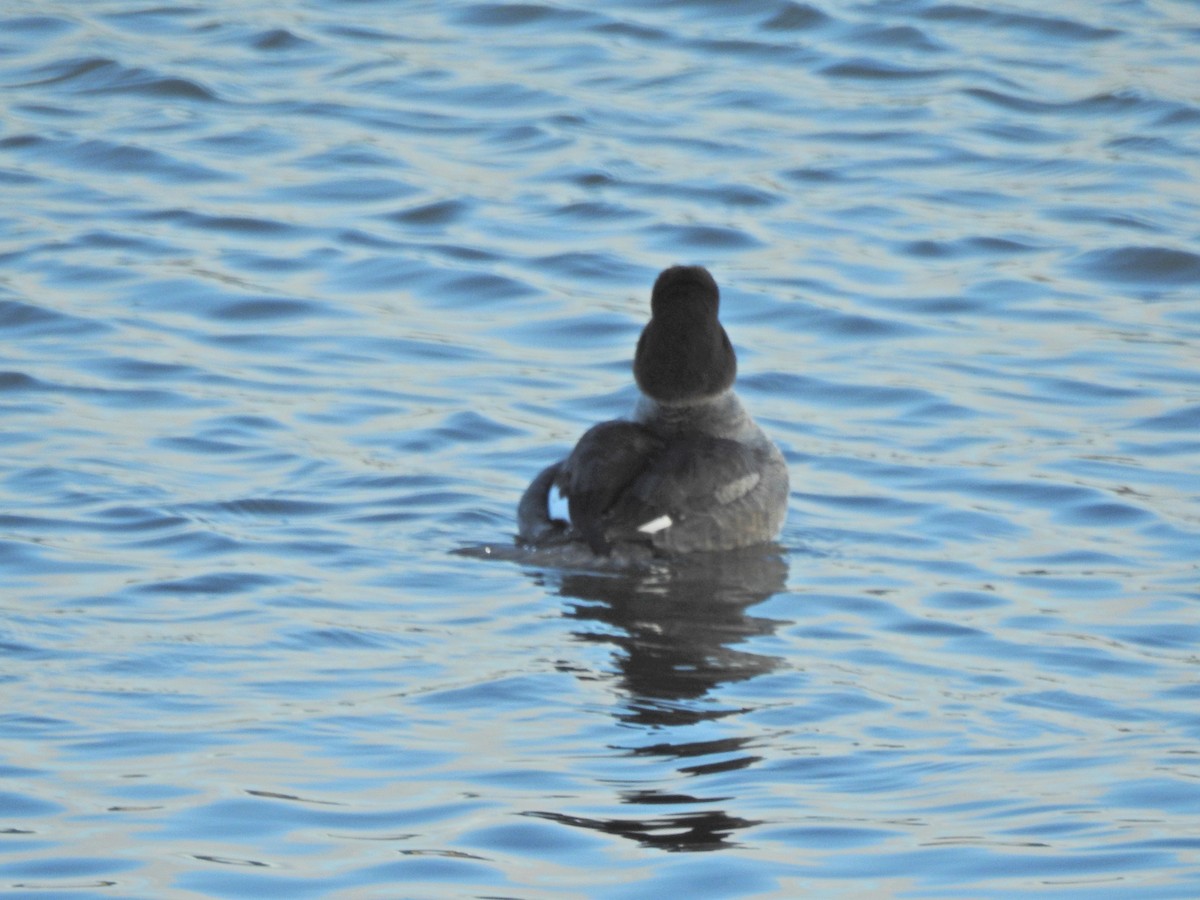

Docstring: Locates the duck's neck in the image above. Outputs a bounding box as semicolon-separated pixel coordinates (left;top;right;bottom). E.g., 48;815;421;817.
633;390;751;439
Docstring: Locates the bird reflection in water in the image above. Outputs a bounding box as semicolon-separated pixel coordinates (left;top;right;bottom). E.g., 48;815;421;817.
522;548;789;852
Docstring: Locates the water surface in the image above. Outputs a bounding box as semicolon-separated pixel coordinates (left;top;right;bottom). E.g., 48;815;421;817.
1;1;1198;897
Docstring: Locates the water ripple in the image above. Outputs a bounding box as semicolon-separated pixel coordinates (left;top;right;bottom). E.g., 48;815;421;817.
1071;245;1200;287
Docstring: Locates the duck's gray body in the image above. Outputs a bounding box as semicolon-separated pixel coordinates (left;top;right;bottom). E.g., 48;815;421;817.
517;266;789;559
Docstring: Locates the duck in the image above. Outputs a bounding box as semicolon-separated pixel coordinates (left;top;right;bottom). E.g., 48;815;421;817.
518;265;788;558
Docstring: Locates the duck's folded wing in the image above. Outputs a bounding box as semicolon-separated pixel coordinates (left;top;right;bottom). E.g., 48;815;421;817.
558;420;664;554
603;435;766;551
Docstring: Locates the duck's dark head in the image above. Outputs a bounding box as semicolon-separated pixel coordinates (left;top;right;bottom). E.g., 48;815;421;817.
633;265;736;403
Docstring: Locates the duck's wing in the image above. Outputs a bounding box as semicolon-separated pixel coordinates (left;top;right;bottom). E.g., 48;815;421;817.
557;420;664;554
517;461;569;545
603;434;772;553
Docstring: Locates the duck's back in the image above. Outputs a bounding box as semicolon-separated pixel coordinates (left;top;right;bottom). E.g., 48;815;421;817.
543;401;787;555
601;427;787;554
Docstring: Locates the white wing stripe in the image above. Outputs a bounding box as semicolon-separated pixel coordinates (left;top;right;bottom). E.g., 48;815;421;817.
637;514;673;534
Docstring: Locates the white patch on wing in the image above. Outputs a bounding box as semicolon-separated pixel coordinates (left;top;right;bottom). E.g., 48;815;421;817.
637;514;673;534
547;484;570;524
715;472;759;506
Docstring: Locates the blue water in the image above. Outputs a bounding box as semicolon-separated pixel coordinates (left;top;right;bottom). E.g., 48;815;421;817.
2;1;1199;897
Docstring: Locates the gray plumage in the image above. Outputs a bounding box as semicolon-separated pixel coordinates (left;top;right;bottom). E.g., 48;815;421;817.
518;266;788;558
